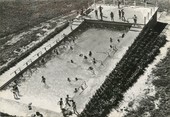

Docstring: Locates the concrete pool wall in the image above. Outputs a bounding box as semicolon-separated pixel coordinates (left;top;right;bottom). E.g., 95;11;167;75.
0;20;132;90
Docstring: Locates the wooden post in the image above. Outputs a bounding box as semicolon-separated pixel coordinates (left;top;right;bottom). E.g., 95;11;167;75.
148;12;150;19
155;1;158;7
145;2;147;7
144;17;146;25
14;71;17;75
151;9;152;15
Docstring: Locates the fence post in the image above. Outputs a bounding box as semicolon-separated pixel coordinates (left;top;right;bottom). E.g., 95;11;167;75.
151;9;152;15
19;68;23;77
155;1;158;7
145;2;147;7
144;17;146;25
26;62;28;66
14;70;17;75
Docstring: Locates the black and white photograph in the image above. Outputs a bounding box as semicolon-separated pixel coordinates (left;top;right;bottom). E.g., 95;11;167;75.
0;0;170;117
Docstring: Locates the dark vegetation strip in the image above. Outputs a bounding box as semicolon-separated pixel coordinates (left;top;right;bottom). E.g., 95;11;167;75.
0;22;69;76
78;22;167;117
124;25;170;117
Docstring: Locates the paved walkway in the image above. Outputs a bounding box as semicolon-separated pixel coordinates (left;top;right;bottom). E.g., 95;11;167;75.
88;4;158;25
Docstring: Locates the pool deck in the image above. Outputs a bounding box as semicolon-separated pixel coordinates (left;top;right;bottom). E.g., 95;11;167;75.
88;4;158;25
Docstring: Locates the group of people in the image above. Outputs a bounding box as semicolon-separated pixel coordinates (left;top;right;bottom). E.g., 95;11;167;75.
58;95;79;116
69;49;99;75
95;6;103;20
31;112;43;117
109;32;125;52
94;2;138;25
67;77;86;94
118;9;125;21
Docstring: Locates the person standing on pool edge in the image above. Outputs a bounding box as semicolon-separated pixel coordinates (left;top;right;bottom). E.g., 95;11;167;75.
110;12;114;21
119;9;122;19
133;15;137;26
99;6;103;20
121;9;125;21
